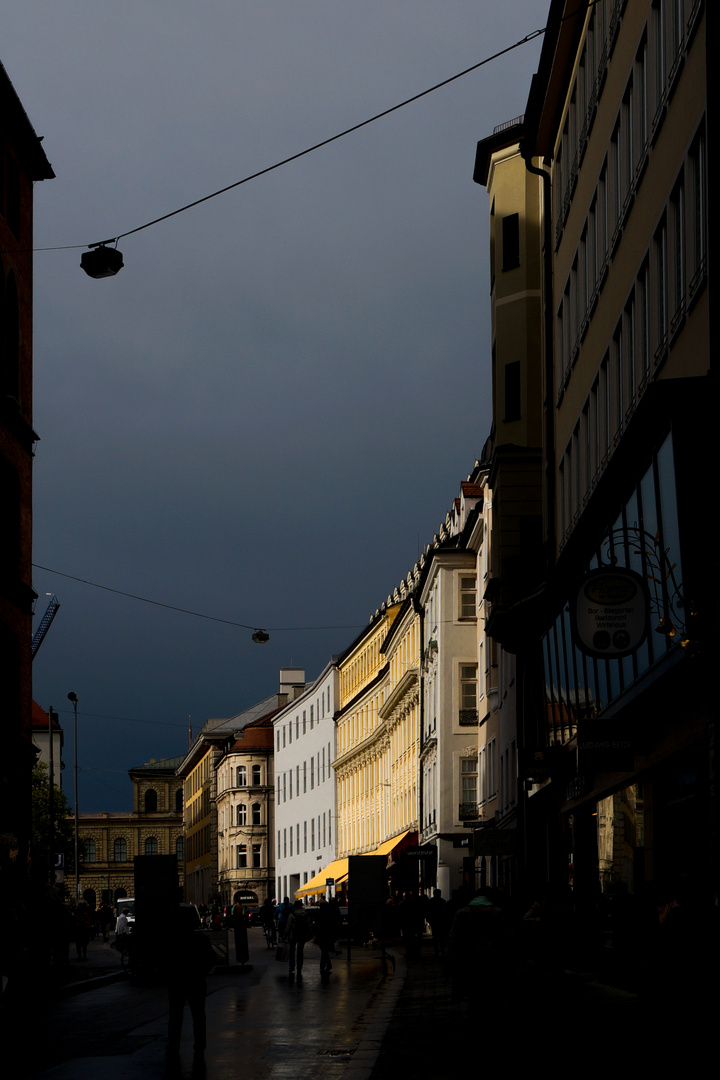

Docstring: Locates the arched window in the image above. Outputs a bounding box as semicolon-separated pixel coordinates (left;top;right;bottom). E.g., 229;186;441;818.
251;803;261;825
85;838;96;863
236;766;247;787
252;764;262;786
175;788;183;813
175;836;184;860
113;838;127;862
145;837;158;856
144;789;158;812
237;804;247;826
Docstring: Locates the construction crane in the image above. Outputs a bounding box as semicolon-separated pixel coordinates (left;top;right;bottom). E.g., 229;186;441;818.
31;594;60;659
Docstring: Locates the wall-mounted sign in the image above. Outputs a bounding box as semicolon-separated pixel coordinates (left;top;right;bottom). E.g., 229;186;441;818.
572;567;648;658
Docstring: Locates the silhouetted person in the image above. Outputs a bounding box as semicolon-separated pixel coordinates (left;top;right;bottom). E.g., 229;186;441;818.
314;899;339;974
426;889;448;958
165;906;216;1070
286;901;312;977
231;901;249;966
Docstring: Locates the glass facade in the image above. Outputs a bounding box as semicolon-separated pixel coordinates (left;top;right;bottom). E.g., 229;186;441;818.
543;430;683;744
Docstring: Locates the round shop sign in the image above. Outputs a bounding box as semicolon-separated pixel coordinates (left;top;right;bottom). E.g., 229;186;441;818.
572;566;648;659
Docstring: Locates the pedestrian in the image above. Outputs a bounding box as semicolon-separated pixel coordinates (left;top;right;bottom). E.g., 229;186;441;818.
114;906;131;964
97;900;114;942
314;898;339;975
277;897;292;941
260;898;277;946
73;902;92;961
426;888;448;958
231;899;249;966
165;905;216;1071
398;891;424;961
286;900;311;978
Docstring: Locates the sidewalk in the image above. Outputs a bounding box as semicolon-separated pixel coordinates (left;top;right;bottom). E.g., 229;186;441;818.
21;930;652;1079
50;935;128;994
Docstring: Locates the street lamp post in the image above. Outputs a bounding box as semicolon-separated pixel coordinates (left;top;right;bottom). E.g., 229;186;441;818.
68;692;79;901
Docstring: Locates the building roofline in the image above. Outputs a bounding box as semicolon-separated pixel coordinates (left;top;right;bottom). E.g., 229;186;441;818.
0;60;55;179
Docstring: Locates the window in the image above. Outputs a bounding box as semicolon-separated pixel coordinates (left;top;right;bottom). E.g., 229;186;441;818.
175;788;183;813
236;766;247;787
252;844;261;869
252;803;261;826
85;838;96;863
460;758;478;819
237;844;247;869
502;213;520;270
176;836;184;860
144;789;158;813
310;758;315;790
237;803;247;826
459;664;478;724
654;213;668;355
688;125;707;299
459;575;477;619
145;837;158;856
252;764;262;786
504;362;521;421
113;838;127;862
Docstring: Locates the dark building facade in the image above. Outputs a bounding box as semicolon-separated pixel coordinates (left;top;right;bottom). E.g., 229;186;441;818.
0;60;54;882
474;0;715;929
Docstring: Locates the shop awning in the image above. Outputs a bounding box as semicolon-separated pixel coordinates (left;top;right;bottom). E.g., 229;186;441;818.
371;829;412;858
295;858;349;898
294;831;414;897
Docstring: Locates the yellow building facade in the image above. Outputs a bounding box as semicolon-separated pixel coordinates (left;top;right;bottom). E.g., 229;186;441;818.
334;584;421;884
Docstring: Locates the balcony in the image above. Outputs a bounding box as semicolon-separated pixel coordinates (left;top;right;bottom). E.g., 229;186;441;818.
458;709;479;726
458;802;479;821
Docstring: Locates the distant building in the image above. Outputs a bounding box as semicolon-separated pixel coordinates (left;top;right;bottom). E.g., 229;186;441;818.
77;756;185;906
0;60;54;879
215;712;278;907
419;481;484;897
178;669;304;906
31;701;63;788
274;663;338;902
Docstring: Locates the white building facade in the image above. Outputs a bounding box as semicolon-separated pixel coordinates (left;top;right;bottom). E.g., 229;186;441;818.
419;480;484;898
273;662;338;902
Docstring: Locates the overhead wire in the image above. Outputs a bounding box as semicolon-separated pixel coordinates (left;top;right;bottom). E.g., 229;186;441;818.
14;23;547;255
32;562;364;632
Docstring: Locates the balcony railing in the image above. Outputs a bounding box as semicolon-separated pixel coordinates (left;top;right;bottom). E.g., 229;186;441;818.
459;709;479;726
459;802;479;821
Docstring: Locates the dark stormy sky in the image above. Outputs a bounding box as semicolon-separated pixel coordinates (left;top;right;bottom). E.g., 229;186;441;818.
3;2;547;810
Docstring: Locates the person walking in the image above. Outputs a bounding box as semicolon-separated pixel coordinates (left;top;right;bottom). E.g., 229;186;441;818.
314;898;339;975
286;901;311;978
231;900;249;967
73;902;92;961
165;905;216;1071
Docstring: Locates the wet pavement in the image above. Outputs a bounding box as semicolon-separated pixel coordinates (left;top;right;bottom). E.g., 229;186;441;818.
21;929;405;1080
9;927;666;1079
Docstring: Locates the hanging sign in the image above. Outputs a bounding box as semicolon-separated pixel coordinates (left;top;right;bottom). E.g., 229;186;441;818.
572;566;648;659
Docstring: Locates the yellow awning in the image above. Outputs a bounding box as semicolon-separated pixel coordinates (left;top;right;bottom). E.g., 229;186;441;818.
295;858;349;898
294;831;415;898
371;829;412;857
